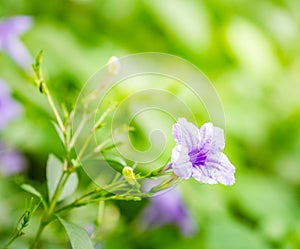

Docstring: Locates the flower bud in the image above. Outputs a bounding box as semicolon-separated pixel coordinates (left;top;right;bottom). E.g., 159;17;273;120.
106;56;120;75
122;166;136;185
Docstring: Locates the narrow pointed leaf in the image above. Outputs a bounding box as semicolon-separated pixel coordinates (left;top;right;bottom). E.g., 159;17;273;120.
21;184;47;209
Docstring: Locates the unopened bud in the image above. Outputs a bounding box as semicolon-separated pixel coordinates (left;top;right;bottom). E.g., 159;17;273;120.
106;56;120;75
122;166;136;185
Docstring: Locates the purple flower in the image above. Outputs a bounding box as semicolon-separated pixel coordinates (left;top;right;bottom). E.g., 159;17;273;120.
171;118;235;185
0;80;23;130
0;15;33;70
0;143;26;176
140;188;197;236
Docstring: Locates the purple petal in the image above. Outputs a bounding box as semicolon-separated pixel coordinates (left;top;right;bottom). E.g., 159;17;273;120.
0;144;26;176
193;152;235;185
0;80;10;96
172;118;199;151
140;188;197;236
212;127;225;151
0;15;33;70
0;15;32;36
191;166;218;184
171;145;193;179
0;80;23;130
198;122;213;154
2;38;32;69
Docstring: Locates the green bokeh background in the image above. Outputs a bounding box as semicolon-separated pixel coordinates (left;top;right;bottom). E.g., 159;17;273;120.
1;0;300;248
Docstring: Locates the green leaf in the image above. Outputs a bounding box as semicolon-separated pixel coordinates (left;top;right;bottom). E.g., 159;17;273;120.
47;154;63;201
46;154;78;201
21;184;47;209
58;217;94;249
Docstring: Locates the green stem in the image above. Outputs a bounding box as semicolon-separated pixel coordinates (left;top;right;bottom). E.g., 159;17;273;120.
68;115;87;150
76;134;92;161
28;222;46;249
29;52;75;248
2;231;22;249
44;86;65;134
54;188;108;216
54;181;122;216
29;170;72;249
53;179;146;216
47;170;71;215
32;54;65;135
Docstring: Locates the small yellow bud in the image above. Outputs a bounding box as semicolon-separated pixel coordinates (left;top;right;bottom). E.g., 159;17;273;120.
106;56;120;75
122;166;136;185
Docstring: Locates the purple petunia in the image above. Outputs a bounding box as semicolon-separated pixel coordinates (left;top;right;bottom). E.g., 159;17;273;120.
0;80;23;130
0;15;33;70
171;118;235;185
140;187;197;236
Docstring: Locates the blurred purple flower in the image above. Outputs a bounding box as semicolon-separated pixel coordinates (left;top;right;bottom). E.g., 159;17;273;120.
0;15;33;70
0;143;26;176
171;118;235;185
140;188;197;236
0;80;23;130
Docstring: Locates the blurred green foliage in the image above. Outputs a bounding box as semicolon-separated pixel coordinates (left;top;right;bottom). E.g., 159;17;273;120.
1;0;300;248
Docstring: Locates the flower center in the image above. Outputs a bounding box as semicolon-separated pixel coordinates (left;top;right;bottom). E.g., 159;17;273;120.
188;149;207;167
